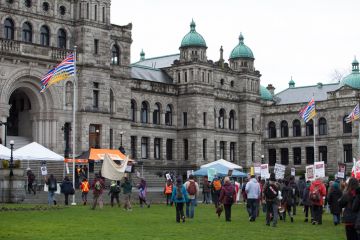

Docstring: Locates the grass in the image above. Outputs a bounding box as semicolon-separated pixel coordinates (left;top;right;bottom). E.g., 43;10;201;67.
0;203;345;240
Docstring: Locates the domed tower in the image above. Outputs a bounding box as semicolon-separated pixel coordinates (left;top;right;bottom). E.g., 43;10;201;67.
179;19;207;62
341;58;360;89
229;33;255;71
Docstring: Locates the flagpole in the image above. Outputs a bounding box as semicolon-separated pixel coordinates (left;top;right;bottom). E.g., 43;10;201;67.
313;116;316;163
71;46;77;206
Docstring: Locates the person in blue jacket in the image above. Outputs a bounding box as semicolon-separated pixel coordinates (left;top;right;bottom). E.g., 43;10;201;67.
171;177;189;223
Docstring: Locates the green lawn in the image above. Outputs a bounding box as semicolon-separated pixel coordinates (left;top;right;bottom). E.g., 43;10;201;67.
0;203;345;240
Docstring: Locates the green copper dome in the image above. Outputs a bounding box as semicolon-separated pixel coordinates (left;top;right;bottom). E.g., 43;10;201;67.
341;58;360;89
229;33;254;59
260;85;273;101
289;77;295;88
180;20;207;48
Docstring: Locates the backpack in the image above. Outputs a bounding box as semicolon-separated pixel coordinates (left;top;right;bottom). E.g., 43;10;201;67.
187;181;197;195
95;180;102;191
213;180;222;191
264;183;278;200
176;186;183;199
310;187;321;203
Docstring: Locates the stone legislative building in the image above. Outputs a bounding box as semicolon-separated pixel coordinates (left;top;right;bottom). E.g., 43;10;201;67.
0;0;359;177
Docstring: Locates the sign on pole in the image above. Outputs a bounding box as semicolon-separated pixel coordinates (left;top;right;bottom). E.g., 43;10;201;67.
41;164;48;176
314;161;325;178
207;168;217;181
291;168;296;176
254;163;261;176
306;165;315;181
274;163;285;180
337;163;346;179
260;164;270;179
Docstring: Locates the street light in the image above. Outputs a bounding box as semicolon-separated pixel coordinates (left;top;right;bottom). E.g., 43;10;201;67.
0;121;8;147
119;131;125;154
9;140;14;177
261;154;265;164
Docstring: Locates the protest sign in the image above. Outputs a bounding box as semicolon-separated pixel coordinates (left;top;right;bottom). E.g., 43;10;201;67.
337;163;346;179
260;164;270;179
306;165;315;181
274;163;285;180
314;161;325;178
207;168;217;181
291;168;295;176
254;163;261;176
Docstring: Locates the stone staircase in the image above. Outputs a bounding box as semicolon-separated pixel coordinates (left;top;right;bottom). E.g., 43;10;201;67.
5;136;32;150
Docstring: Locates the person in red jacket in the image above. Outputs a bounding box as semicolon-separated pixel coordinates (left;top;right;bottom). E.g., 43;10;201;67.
219;177;237;222
309;177;327;225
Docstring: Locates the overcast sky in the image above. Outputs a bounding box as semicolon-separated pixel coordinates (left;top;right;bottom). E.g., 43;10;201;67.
110;0;360;93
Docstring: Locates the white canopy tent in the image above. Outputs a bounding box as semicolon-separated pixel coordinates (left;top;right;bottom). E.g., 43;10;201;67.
14;142;64;161
200;159;242;170
0;144;11;160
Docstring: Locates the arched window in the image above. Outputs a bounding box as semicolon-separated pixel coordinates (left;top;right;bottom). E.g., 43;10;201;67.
229;110;235;130
306;119;314;136
110;89;114;114
65;81;73;106
141;101;148;123
280;120;288;137
22;22;32;42
218;109;225;129
111;45;120;65
4;18;14;40
130;99;137;122
153;103;161;125
293;119;301;137
318;117;327;135
40;25;50;46
57;28;66;48
165;105;172;126
343;115;352;133
268;121;276;138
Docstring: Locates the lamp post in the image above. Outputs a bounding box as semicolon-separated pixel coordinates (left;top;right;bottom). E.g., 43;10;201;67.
9;140;14;177
0;121;8;147
261;154;265;164
119;131;125;154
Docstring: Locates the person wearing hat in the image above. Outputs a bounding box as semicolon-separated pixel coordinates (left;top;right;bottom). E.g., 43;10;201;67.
171;177;189;223
263;173;280;227
328;181;342;225
109;180;121;207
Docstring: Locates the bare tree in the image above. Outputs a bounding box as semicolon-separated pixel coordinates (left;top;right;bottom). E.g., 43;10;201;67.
328;68;350;83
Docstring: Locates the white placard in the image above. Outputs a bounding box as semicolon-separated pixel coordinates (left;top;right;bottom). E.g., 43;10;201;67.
207;168;217;182
41;165;48;176
166;173;171;180
187;170;194;179
260;164;270;179
314;161;325;178
254;163;261;176
274;163;286;180
291;168;296;176
65;163;70;174
306;165;315;181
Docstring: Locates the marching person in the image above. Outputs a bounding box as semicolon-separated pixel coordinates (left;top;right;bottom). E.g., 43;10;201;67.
26;168;36;195
245;175;261;222
164;179;173;205
171;177;189;223
80;178;90;205
121;175;133;211
137;178;150;208
211;176;222;208
309;177;327;225
91;173;105;210
202;176;211;204
219;177;236;222
281;179;295;222
45;174;57;205
328;181;342;226
302;180;313;223
60;176;74;206
263;173;280;227
109;180;121;207
184;174;199;219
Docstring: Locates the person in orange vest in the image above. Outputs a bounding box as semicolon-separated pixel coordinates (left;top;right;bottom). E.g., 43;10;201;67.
80;178;90;205
164;179;173;205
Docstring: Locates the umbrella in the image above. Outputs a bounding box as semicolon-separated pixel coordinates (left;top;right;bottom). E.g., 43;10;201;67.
193;163;246;177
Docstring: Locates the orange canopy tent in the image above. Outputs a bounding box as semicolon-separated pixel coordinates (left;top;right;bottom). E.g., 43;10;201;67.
65;148;134;163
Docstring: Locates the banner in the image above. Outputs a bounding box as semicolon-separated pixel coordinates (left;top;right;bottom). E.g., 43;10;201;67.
314;161;325;178
260;164;270;179
291;168;296;176
41;164;47;176
254;163;261;176
306;165;315;181
274;163;285;180
337;163;346;179
101;153;128;180
207;168;217;181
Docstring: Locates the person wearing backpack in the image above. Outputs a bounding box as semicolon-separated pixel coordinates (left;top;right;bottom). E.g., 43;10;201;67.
280;180;295;222
211;176;222;208
245;175;261;222
91;173;105;210
263;173;280;227
171;177;189;223
109;180;121;207
309;177;327;225
219;177;236;222
184;175;199;219
302;181;313;223
45;174;58;205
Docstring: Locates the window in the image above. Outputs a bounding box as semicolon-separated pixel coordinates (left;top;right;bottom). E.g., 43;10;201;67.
280;120;288;137
220;141;225;159
86;3;89;19
153;103;160;125
166;139;173;160
219;109;225;129
319;146;327;164
184;139;188;160
268;149;276;166
183;112;187;126
230;142;235;162
252;118;255;131
59;5;66;15
202;72;205;82
141;102;148;123
318;118;327;135
344;144;352;163
111;45;120;65
251;142;255;162
229;110;235;130
203;112;207;126
102;7;105;22
214;140;217;160
131;100;136;122
94;5;97;20
154;138;161;159
203;139;207;160
293;147;301;165
268;121;276;138
184;72;187;82
4;18;14;40
79;2;82;18
141;137;148;159
231;81;234;87
220;79;224;85
343;116;352;133
57;29;66;48
40;25;50;46
306;147;314;164
94;39;99;54
109;129;113;149
306;120;314;136
93;82;99;108
281;148;289;165
42;2;49;11
208;73;210;83
178;72;181;83
110;90;114;114
165;105;172;126
22;22;32;43
24;0;31;8
131;136;137;159
293;119;301;137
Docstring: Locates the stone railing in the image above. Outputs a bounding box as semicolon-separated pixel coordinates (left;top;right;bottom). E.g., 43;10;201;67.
0;39;20;53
